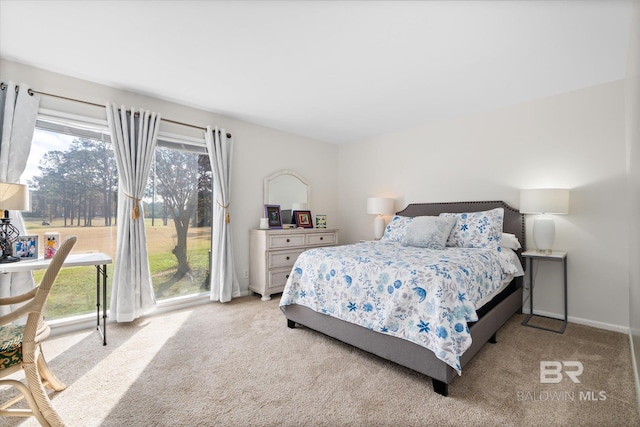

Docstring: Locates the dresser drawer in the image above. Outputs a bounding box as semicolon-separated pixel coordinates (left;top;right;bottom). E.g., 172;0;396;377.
268;268;293;290
250;228;338;301
268;249;305;269
268;234;305;249
306;232;337;246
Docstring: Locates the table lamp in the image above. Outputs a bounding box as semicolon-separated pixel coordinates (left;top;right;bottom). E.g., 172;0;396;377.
367;197;394;240
519;188;569;253
0;182;30;263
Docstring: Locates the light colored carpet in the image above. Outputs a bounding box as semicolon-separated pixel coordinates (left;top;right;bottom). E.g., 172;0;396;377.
1;296;639;426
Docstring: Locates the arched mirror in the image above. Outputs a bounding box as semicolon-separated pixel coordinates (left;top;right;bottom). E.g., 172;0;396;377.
264;171;310;225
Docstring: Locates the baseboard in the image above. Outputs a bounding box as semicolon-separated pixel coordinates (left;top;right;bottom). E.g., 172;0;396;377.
630;331;640;418
521;307;629;334
49;290;254;338
49;292;212;338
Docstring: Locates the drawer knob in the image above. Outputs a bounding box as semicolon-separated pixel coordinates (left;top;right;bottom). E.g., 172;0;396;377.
320;237;324;240
286;256;290;260
286;274;290;279
286;238;290;243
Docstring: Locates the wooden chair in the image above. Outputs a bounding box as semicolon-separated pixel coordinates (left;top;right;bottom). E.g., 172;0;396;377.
0;235;77;426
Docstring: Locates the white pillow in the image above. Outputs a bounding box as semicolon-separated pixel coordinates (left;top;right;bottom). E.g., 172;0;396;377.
501;233;522;250
440;208;504;250
402;216;457;250
380;215;413;242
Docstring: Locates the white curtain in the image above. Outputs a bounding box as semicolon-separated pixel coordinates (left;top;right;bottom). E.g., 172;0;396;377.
205;127;240;302
0;81;39;315
106;104;159;322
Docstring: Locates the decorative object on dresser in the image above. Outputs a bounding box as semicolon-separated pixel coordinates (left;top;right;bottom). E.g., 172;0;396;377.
259;217;269;229
290;203;308;226
264;204;282;229
366;197;394;240
519;188;570;252
0;182;30;263
249;228;338;301
315;214;327;228
292;210;313;228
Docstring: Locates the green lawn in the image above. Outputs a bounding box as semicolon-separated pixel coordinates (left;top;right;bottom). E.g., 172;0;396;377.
25;218;211;319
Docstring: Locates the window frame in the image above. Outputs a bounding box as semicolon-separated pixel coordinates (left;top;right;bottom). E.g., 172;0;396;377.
31;108;212;335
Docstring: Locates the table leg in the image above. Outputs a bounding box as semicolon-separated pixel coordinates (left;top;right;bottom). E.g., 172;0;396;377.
563;257;568;324
102;263;107;345
95;264;108;345
529;258;534;315
96;265;100;334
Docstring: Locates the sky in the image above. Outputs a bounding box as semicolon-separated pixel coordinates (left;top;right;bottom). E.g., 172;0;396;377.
23;128;73;184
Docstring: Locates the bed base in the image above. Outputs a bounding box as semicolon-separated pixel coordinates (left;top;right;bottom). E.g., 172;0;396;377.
282;201;525;396
283;279;522;396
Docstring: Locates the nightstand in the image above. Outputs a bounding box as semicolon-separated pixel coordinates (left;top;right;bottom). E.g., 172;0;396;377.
521;250;568;334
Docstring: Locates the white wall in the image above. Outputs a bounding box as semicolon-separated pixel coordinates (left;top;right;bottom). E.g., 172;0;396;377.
338;80;629;331
625;0;640;413
0;59;340;295
2;59;631;333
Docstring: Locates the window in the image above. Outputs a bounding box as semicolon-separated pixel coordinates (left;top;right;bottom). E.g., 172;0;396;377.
25;114;212;320
147;146;212;299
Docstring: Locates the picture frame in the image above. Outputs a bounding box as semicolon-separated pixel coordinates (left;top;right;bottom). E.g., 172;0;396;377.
12;235;38;261
264;204;282;229
315;214;327;229
293;210;313;228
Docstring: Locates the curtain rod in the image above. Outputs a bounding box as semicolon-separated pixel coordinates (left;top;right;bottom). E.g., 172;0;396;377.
0;82;232;138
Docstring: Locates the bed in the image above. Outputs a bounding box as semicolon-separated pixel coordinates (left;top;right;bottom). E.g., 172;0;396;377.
279;201;524;396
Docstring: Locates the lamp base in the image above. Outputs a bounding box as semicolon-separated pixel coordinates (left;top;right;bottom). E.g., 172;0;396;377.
0;254;20;263
533;216;556;252
0;219;21;263
373;215;386;240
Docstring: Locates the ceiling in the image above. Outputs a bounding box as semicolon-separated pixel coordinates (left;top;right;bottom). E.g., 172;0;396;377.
0;1;632;144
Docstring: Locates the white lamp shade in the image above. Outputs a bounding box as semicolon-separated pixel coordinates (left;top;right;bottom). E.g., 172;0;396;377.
0;183;30;211
520;189;570;214
367;197;394;215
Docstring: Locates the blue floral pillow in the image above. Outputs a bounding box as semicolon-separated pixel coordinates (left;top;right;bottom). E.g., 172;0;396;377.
380;215;413;242
439;208;504;250
402;216;457;250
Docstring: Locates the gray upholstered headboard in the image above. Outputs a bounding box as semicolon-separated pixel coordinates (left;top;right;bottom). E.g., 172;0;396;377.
396;201;525;265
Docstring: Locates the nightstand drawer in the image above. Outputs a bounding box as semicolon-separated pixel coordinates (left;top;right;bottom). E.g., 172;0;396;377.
268;268;292;289
268;234;305;249
268;249;304;269
307;232;337;246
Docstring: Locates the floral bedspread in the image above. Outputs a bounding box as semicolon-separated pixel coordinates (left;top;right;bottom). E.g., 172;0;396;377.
279;241;519;373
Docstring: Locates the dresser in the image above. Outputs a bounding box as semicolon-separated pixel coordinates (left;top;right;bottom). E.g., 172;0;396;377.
249;228;339;301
